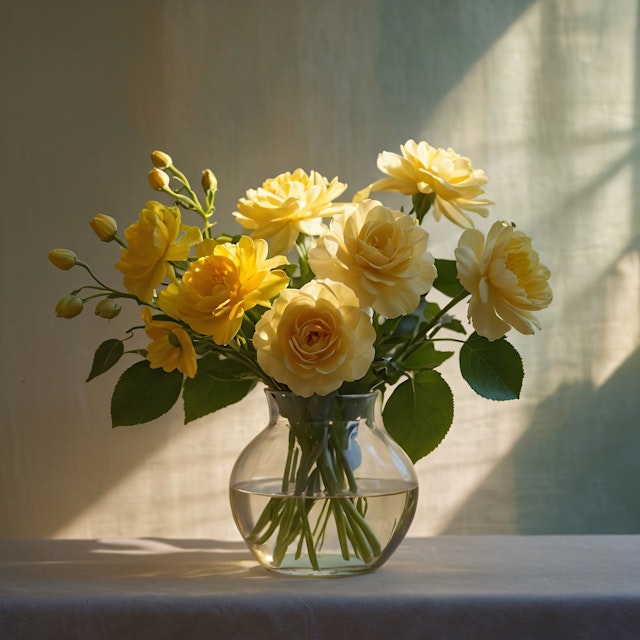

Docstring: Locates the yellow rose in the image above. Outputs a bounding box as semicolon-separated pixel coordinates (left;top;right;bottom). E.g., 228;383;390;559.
115;201;202;303
253;279;376;397
159;236;289;345
308;199;437;318
141;307;197;378
357;140;492;228
233;169;348;256
455;221;552;341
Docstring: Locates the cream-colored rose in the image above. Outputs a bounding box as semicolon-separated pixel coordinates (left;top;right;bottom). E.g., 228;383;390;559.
253;279;375;397
308;199;437;318
455;221;552;341
233;169;348;256
357;140;492;228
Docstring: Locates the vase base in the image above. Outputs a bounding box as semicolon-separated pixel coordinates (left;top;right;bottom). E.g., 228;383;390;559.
255;549;399;576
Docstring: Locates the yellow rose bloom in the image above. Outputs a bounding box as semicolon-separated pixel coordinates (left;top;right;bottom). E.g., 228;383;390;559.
233;169;348;256
358;140;492;228
455;221;552;341
308;199;437;318
115;201;202;303
159;236;289;345
141;307;197;378
253;279;376;397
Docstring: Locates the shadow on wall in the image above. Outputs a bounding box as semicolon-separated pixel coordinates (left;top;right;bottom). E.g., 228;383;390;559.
514;348;640;534
443;345;640;534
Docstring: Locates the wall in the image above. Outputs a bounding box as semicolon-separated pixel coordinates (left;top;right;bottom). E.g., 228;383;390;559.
1;0;638;539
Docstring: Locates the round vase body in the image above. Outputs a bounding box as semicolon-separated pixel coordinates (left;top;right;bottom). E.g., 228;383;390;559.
229;390;418;576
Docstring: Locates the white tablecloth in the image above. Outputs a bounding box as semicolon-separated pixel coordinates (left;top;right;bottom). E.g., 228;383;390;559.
1;536;639;639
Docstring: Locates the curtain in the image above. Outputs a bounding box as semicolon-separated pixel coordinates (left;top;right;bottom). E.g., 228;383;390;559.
1;0;638;539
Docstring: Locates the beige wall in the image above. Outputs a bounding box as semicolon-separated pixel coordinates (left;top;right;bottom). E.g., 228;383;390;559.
1;0;639;539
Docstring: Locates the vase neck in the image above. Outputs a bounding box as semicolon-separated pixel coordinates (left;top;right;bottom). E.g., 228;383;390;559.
265;390;377;426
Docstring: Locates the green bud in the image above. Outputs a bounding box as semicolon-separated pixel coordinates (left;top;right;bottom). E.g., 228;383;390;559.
151;150;173;169
95;298;121;319
148;168;170;191
90;214;118;242
48;248;77;270
201;169;218;193
55;295;83;319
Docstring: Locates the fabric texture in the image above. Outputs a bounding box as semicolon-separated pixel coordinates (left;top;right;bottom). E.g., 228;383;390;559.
1;537;639;639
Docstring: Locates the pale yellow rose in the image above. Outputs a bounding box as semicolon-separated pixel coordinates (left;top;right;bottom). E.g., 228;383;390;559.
253;279;376;397
141;307;197;378
159;236;289;345
455;221;552;341
308;199;437;318
357;140;492;228
233;169;348;256
115;201;202;303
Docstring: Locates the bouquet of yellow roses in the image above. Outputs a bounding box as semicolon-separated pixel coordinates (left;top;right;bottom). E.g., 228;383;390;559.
49;140;552;572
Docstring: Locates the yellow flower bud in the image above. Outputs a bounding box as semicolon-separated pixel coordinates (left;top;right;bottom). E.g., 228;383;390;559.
55;295;83;319
151;150;173;169
201;169;218;193
89;214;118;242
95;298;122;319
48;248;77;270
148;168;170;191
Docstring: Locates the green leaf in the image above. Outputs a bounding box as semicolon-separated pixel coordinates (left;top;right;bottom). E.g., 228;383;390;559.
422;302;441;323
400;342;454;371
196;351;253;380
412;192;436;224
111;361;183;427
86;339;124;382
440;317;466;335
459;332;523;400
433;259;466;298
183;354;256;423
383;370;454;463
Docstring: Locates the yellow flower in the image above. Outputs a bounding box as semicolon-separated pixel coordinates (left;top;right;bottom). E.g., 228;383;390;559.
89;214;118;242
357;140;492;228
115;201;202;303
455;221;552;341
253;279;376;397
233;169;348;256
159;236;289;345
48;248;77;270
309;199;437;318
141;307;197;378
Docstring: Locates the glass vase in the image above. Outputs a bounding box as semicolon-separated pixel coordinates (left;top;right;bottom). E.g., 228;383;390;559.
229;389;418;576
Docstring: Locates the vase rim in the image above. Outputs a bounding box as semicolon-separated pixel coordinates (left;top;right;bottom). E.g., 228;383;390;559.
264;388;379;400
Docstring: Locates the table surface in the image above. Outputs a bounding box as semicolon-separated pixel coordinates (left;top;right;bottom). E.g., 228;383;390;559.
1;535;639;639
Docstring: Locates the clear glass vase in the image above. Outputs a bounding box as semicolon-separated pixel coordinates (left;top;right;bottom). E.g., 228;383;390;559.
229;389;418;576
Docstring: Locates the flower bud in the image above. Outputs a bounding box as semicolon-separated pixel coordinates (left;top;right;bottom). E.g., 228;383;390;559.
148;168;171;191
201;169;218;193
55;295;83;319
95;298;122;319
48;248;78;270
151;150;173;169
89;214;118;242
